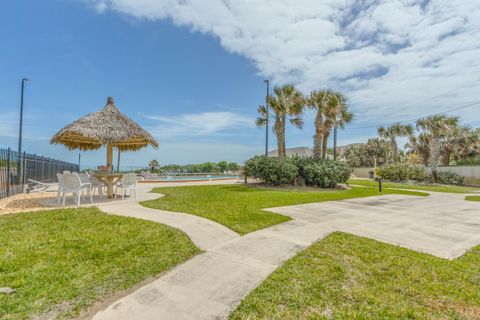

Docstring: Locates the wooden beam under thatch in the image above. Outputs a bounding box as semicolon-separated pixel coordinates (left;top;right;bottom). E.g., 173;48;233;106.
50;97;159;152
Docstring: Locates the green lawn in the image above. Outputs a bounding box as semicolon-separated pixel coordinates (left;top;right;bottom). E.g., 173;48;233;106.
230;232;480;320
142;185;427;235
349;178;480;194
0;208;200;320
466;195;480;202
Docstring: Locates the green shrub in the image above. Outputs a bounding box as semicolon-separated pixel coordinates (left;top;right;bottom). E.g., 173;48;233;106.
436;171;464;185
244;156;298;186
246;156;352;188
375;163;426;182
303;161;352;188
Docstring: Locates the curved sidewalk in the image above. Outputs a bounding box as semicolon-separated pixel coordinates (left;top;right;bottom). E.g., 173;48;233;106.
97;185;239;251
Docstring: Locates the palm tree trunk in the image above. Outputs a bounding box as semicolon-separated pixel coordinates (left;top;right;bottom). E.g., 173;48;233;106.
430;137;441;182
313;111;323;159
391;138;398;163
275;116;286;158
441;147;452;166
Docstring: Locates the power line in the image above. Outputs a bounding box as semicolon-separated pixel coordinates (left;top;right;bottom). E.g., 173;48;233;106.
379;85;470;119
346;100;480;130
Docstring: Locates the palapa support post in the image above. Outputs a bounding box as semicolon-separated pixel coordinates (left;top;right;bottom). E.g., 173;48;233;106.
106;144;113;171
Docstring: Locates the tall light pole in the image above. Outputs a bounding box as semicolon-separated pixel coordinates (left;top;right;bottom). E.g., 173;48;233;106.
17;78;29;184
18;78;29;156
264;79;270;156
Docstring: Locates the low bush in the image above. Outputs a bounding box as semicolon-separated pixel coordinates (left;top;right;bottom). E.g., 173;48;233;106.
244;156;298;186
303;161;352;188
436;171;464;186
245;155;352;188
375;163;426;182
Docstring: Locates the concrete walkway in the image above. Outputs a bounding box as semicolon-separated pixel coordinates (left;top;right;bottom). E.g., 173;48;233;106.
91;185;480;320
97;183;239;251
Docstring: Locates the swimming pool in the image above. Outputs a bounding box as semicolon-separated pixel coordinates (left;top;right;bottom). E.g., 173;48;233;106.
140;175;239;182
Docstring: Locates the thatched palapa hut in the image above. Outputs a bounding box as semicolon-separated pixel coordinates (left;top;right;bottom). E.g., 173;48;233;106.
51;97;158;169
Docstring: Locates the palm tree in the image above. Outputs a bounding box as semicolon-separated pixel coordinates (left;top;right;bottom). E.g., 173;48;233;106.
377;123;414;163
321;92;353;159
416;114;459;182
148;159;159;172
306;89;331;159
256;84;305;157
405;132;431;166
440;126;469;166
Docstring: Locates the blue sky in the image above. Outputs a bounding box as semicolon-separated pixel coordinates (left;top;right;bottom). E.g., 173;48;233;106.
1;0;479;167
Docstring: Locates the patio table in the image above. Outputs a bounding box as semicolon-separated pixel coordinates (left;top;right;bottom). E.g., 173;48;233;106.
93;172;124;199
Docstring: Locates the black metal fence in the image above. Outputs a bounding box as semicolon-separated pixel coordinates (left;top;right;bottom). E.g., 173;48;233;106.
0;148;79;199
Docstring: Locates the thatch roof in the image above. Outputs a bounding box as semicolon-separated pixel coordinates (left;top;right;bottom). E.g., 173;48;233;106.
51;97;159;151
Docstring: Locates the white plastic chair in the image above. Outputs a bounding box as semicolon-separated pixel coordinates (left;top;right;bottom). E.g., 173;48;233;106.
115;173;137;200
89;175;104;198
62;173;93;206
56;173;65;204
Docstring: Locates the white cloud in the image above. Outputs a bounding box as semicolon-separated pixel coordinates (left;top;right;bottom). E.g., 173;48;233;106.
144;111;254;140
85;0;480;126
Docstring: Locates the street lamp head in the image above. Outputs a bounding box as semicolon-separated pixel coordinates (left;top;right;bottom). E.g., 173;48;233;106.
263;79;269;84
22;78;29;82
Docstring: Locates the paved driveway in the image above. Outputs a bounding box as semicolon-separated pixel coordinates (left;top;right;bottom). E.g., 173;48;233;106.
268;192;480;259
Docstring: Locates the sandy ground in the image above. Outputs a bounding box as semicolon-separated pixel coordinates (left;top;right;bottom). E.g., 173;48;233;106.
0;191;58;215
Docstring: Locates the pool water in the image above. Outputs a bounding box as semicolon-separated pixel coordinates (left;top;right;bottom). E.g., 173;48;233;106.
145;175;238;181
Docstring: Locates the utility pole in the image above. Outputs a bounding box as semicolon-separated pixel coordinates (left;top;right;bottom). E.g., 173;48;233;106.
264;79;270;156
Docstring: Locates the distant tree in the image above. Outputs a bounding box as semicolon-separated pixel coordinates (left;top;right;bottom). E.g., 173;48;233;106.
405;132;431;166
416;114;459;182
447;127;479;164
148;159;159;172
344;143;369;167
365;138;390;166
227;162;240;172
217;161;228;173
343;139;389;167
378;123;414;163
257;84;305;157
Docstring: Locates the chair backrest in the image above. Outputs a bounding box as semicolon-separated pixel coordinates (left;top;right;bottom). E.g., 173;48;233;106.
63;170;71;174
122;173;136;186
63;173;81;191
74;172;89;183
57;173;64;188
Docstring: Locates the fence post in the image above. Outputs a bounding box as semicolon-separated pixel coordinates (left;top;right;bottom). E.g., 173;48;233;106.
41;156;45;181
6;148;11;197
32;153;37;181
22;151;26;187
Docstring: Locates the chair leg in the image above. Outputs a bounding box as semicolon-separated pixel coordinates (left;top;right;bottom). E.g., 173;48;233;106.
77;193;81;206
89;187;93;203
62;192;66;206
